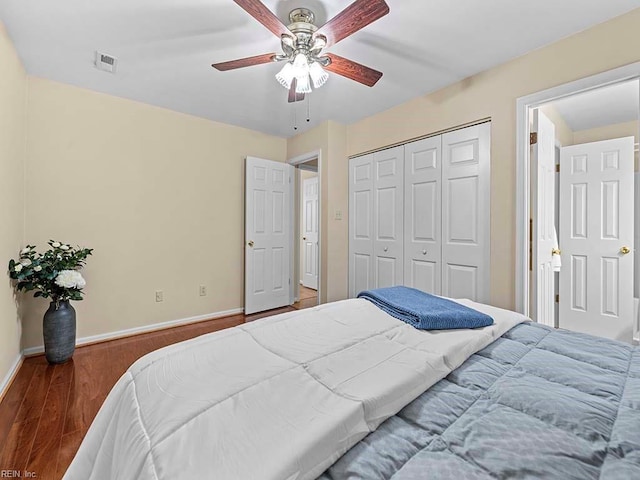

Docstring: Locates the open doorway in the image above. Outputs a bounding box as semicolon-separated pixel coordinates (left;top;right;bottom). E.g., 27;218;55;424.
289;151;321;309
523;76;639;343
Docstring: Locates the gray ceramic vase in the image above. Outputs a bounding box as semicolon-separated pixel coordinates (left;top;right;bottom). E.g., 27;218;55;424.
43;300;76;364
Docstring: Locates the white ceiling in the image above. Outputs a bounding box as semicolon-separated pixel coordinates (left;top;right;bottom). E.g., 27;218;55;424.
1;0;639;138
549;79;639;132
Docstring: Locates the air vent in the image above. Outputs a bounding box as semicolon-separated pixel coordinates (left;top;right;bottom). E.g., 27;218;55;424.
95;51;117;73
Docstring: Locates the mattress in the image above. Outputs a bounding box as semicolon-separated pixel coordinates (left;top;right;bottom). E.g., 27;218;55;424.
320;322;640;479
63;298;526;480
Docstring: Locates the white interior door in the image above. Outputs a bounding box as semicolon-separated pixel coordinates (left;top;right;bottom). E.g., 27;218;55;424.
245;157;294;315
349;154;374;297
441;123;491;303
373;146;404;288
404;136;442;294
531;110;556;327
302;176;319;290
559;137;635;341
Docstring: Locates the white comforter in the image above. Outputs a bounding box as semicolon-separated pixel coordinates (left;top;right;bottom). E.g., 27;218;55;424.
64;298;527;480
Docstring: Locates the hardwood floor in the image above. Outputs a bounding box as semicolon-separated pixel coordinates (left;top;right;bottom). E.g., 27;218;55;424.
0;305;301;480
293;285;318;310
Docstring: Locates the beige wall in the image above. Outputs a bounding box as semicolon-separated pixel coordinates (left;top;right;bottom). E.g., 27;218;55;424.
573;120;639;144
21;78;286;349
345;9;640;310
287;120;348;303
0;23;26;385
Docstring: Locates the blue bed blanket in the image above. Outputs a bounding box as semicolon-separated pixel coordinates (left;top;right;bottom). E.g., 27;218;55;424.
320;322;640;480
357;286;494;330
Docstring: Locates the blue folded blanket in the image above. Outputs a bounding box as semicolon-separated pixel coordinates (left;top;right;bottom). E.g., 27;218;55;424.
357;286;494;330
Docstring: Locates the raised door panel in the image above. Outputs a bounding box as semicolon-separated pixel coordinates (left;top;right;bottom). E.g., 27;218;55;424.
353;254;372;294
441;123;491;302
349;155;374;297
445;264;478;300
410;260;437;293
373;146;404;289
404;136;441;294
447;176;478;245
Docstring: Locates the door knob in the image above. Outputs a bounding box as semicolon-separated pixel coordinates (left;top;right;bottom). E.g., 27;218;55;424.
383;247;388;252
303;237;307;241
422;250;427;255
620;246;631;255
247;240;254;247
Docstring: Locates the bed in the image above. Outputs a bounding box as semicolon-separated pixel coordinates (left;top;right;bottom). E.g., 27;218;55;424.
63;298;640;480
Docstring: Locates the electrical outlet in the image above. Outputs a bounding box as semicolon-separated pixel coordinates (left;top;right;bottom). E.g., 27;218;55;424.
199;285;207;297
155;290;163;302
335;209;342;220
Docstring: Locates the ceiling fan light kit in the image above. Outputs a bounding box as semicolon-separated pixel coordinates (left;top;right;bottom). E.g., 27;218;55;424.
212;0;389;103
276;47;329;94
309;62;329;89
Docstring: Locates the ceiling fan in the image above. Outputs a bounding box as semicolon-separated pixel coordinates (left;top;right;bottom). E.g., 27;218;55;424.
212;0;390;103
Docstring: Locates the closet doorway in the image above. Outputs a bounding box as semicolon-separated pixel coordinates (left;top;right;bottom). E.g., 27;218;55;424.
517;67;640;343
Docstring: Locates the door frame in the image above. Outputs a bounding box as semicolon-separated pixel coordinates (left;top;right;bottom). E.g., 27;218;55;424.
515;61;640;318
288;149;322;305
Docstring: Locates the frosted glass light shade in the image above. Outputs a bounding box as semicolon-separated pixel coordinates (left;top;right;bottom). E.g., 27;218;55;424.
309;62;328;88
275;62;295;89
295;74;312;94
291;53;310;78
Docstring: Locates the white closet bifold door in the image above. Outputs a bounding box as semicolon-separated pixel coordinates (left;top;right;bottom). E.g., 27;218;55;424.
404;136;442;295
441;123;491;303
349;154;374;297
373;146;405;288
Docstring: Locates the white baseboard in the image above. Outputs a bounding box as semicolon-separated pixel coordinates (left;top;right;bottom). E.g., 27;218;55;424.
0;353;24;402
22;307;244;356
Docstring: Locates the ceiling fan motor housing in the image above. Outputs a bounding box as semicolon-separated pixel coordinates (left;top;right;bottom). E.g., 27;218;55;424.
287;8;318;51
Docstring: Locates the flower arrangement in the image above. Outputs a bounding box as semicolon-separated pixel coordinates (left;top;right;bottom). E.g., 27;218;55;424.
8;240;93;303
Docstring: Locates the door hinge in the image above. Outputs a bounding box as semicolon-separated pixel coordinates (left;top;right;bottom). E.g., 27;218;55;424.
529;218;533;272
555;294;559;303
555;164;560;173
530;132;538;145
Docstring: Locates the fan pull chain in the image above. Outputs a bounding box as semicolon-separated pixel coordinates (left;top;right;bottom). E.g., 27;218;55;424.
306;95;310;123
293;101;298;131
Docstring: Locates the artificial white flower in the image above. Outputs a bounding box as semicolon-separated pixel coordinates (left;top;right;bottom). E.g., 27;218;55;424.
60;245;70;251
55;270;86;289
34;265;42;272
14;264;23;272
33;254;41;259
52;242;61;248
20;258;32;266
20;247;30;255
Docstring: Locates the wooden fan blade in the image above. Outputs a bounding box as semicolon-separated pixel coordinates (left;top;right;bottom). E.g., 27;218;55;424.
233;0;292;38
212;53;277;71
288;79;305;103
324;54;383;87
316;0;389;47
